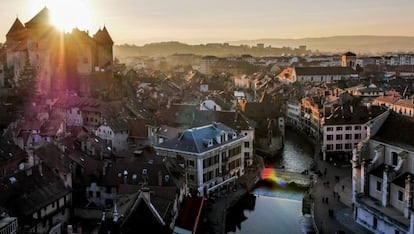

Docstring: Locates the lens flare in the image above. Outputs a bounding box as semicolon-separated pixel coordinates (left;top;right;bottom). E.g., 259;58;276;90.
260;168;286;187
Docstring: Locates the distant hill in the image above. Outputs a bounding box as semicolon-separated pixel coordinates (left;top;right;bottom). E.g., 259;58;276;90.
114;41;307;58
228;35;414;54
113;36;414;59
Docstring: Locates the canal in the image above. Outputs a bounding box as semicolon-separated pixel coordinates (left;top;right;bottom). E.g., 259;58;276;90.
226;129;315;234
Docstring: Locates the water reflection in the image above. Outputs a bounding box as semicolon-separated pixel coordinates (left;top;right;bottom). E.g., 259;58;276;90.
267;129;315;172
226;129;314;234
226;184;306;234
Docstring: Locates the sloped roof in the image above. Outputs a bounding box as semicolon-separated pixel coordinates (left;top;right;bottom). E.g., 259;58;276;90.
324;105;387;125
93;26;113;45
295;66;357;76
25;7;52;28
155;123;244;154
372;112;414;152
6;18;25;37
342;51;356;56
0;166;70;217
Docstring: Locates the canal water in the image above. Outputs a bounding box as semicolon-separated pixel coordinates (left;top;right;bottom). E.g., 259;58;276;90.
226;129;315;234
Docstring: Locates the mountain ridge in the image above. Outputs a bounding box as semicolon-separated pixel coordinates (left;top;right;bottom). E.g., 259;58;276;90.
227;35;414;54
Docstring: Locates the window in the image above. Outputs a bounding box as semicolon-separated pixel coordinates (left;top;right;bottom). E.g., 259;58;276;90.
336;134;343;140
376;181;382;191
345;126;352;131
244;142;250;148
354;134;361;140
355;126;361;130
327;135;333;141
345;134;352;140
336;126;343;131
345;143;352;150
327;127;333;132
189;174;195;182
392;152;398;166
326;144;333;150
336;144;342;150
398;190;403;202
187;160;194;168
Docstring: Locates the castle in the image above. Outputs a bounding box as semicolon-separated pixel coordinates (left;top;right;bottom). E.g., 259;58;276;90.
5;7;113;94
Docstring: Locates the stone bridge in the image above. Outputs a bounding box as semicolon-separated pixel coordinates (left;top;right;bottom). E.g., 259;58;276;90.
261;168;314;187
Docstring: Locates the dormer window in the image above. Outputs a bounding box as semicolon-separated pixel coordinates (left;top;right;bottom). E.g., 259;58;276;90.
203;139;213;147
164;175;170;182
142;168;147;175
232;133;237;139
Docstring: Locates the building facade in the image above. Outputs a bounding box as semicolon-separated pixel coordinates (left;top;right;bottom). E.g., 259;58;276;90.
352;113;414;234
322;105;389;160
153;123;247;196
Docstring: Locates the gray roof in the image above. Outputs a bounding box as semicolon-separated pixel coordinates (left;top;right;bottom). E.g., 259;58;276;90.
155;123;244;154
372;112;414;152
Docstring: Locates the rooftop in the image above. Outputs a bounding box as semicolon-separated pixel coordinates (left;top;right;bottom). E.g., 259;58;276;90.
372;112;414;152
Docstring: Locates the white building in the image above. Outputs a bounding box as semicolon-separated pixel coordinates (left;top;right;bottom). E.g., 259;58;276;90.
322;105;389;161
67;107;83;127
286;100;301;128
153;123;247;196
200;100;222;111
277;66;358;84
95;120;129;152
352;113;414;234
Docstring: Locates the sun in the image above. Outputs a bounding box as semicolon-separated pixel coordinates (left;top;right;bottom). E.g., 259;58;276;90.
46;0;92;32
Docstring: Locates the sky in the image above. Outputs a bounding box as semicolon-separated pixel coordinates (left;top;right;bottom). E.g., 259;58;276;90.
1;0;414;45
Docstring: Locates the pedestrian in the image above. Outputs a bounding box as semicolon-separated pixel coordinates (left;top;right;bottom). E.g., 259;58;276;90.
324;168;327;176
338;195;341;202
322;197;325;203
333;191;336;197
326;197;329;204
327;181;330;188
342;184;345;191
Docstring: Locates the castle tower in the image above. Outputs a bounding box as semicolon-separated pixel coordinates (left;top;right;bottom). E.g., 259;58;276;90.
341;51;356;69
93;26;114;72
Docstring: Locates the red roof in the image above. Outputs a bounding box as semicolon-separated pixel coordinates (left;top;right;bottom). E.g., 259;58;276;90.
176;197;205;232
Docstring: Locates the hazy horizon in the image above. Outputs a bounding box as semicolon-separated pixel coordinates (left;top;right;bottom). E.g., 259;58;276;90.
1;0;414;45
